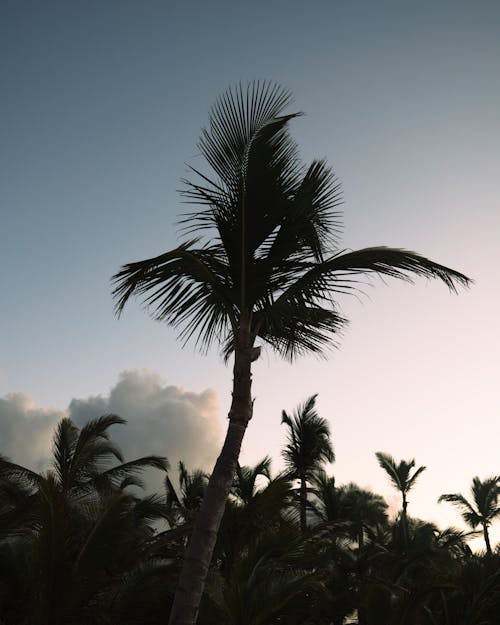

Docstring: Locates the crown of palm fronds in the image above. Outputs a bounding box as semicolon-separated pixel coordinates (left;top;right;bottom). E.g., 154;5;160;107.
112;81;470;361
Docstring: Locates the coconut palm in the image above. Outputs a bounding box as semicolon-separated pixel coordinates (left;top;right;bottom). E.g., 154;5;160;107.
375;453;426;519
200;526;321;625
0;415;169;535
231;457;271;505
340;483;388;550
164;462;209;535
112;81;470;625
376;452;426;552
281;396;334;532
0;415;170;625
439;476;500;555
216;472;294;578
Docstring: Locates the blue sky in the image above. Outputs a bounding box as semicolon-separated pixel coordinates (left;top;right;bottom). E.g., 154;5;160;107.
1;1;499;542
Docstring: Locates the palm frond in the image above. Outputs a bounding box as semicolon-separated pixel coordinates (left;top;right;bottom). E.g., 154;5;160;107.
92;455;169;492
112;241;239;352
0;456;43;489
281;395;334;478
438;493;479;524
376;452;403;492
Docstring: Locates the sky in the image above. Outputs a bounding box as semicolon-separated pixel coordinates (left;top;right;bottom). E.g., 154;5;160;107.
1;1;499;546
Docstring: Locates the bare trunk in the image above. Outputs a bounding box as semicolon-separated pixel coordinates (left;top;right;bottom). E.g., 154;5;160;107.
299;474;307;533
401;494;408;553
168;320;254;625
483;522;492;556
357;526;366;625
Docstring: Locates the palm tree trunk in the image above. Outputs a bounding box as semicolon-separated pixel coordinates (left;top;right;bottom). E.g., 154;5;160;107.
168;320;255;625
482;522;492;556
357;526;366;625
401;494;408;552
299;474;307;532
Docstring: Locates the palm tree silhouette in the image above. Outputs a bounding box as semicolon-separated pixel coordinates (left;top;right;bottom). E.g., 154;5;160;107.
231;456;271;506
439;476;500;555
281;395;334;532
112;81;470;625
165;461;209;531
376;452;426;551
339;483;388;550
0;415;170;625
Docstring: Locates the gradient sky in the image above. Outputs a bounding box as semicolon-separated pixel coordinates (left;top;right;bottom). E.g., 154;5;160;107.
1;1;499;547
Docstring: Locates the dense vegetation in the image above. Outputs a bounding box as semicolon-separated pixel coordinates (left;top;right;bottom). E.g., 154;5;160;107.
1;406;499;625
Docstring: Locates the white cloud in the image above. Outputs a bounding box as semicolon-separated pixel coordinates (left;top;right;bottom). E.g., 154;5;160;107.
0;370;222;492
0;393;63;471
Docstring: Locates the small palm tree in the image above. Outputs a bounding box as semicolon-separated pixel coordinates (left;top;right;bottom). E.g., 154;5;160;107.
340;483;388;550
281;395;334;532
165;461;209;528
217;472;293;577
439;476;500;555
112;81;470;625
376;452;425;551
231;457;271;506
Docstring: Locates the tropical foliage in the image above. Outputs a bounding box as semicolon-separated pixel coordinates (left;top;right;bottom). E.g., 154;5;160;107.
2;411;500;624
439;475;500;556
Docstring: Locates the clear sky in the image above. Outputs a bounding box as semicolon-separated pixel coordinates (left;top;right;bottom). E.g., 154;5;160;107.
1;1;499;546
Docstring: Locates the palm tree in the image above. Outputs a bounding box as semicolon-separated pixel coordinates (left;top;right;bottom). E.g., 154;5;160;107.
200;526;320;625
376;452;426;551
164;462;209;537
439;476;500;555
112;81;470;625
339;483;388;550
231;456;271;506
281;395;334;532
216;472;293;578
0;415;170;625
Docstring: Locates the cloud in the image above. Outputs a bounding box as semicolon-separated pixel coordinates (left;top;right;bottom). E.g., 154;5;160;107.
0;370;222;492
0;393;63;472
69;370;221;482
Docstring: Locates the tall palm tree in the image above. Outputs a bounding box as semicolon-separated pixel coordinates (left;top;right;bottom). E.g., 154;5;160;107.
112;81;470;625
375;452;426;551
439;476;500;555
281;395;334;532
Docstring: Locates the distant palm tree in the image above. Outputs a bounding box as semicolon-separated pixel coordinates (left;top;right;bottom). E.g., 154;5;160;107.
231;457;271;506
201;526;320;625
112;81;470;625
439;476;500;555
340;483;388;549
217;472;293;577
281;395;334;532
165;461;209;531
376;452;425;551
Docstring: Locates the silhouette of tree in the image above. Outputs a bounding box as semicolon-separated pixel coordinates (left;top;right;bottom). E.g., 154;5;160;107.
281;395;334;532
376;452;426;553
0;415;170;625
439;476;500;555
112;81;470;625
231;457;271;505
